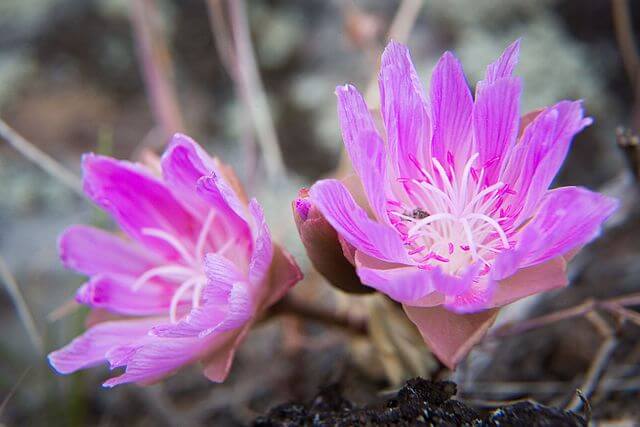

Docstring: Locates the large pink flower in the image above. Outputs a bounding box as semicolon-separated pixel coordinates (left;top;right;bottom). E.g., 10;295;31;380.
49;134;302;386
304;40;618;369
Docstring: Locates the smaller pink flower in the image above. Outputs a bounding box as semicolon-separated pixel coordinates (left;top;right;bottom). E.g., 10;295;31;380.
49;134;302;387
303;40;618;369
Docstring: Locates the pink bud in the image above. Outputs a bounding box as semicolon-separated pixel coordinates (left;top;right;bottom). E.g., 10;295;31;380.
293;189;372;294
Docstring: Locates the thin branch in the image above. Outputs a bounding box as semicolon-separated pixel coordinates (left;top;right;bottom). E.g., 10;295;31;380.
0;256;43;355
0;367;31;416
602;303;640;327
612;0;640;128
491;292;640;339
226;0;286;181
207;0;238;77
490;300;596;339
566;336;618;411
612;0;640;90
0;118;82;196
129;0;184;142
269;294;368;336
207;0;259;187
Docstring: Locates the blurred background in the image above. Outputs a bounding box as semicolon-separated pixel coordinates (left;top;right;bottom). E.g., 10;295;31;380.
1;0;639;425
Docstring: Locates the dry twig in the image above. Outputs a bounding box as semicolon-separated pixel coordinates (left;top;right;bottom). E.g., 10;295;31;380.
0;367;31;416
0;118;82;196
207;0;286;182
129;0;184;141
490;292;640;339
0;256;43;355
566;336;618;411
612;0;640;128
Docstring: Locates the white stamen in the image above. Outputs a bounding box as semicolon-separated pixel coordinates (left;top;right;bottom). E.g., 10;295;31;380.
142;228;195;265
132;265;195;291
169;276;202;323
459;153;479;204
408;212;457;236
196;210;216;261
432;158;455;199
464;213;510;248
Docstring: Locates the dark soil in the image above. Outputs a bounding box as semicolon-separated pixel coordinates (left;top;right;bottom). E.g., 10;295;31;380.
253;378;586;426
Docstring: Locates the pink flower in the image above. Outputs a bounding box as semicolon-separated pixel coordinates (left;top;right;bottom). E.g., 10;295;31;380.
49;134;302;386
306;40;618;369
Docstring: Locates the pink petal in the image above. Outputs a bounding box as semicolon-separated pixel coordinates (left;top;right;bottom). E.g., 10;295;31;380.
501;101;593;222
59;225;160;277
161;133;216;220
201;328;248;382
261;244;303;309
48;318;158;374
103;337;214;387
403;305;499;369
443;279;495;314
310;179;410;264
490;257;568;307
518;186;618;266
335;84;388;222
151;253;245;338
82;154;195;259
247;199;274;286
429;51;474;168
355;250;434;303
378;41;431;180
476;39;521;95
75;274;173;315
432;263;482;298
473;76;522;183
196;172;250;238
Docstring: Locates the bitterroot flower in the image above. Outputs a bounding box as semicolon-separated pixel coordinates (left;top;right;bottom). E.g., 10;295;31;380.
48;134;302;386
305;40;618;368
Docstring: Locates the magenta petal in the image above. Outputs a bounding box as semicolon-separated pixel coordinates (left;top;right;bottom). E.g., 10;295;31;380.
103;337;210;387
473;76;521;182
444;279;495;314
355;251;434;303
491;257;568;307
161;133;216;220
378;41;431;180
196;172;250;235
200;283;252;337
429;51;474;166
519;186;618;266
432;263;481;297
501;101;593;221
335;84;388;222
201;329;247;382
151;253;248;338
59;225;159;277
247;199;274;286
310;179;410;264
476;39;521;95
48;319;157;374
76;275;173;315
403;305;499;369
82;154;195;258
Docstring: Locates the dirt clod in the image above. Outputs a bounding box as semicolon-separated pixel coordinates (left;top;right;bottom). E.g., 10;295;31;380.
253;378;586;426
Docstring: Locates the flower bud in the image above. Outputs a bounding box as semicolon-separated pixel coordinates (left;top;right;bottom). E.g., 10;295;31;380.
293;189;372;294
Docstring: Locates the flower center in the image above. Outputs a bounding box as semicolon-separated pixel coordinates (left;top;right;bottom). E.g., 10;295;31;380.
132;210;235;323
388;152;515;275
